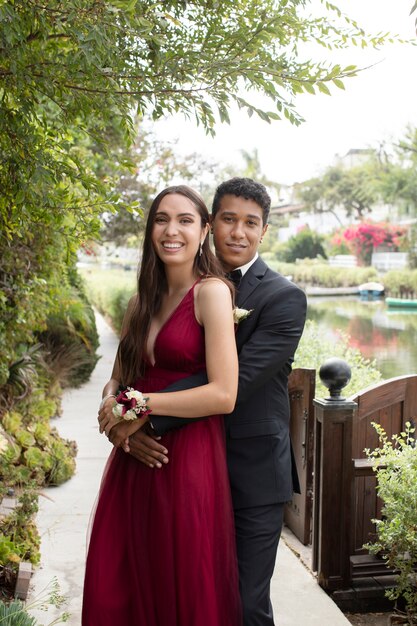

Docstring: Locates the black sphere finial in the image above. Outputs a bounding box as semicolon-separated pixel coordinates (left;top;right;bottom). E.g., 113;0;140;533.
319;358;351;401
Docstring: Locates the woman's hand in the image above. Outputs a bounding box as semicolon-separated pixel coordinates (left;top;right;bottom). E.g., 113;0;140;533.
98;396;117;435
98;393;149;448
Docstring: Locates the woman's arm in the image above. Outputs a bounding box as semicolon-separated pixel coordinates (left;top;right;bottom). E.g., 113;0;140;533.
102;280;238;442
145;279;238;416
97;295;137;417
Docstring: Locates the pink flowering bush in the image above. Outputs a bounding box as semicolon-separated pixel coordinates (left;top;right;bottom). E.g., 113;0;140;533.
331;222;407;266
327;233;351;256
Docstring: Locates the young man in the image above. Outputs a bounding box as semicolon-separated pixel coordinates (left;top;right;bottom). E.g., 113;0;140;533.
112;178;307;626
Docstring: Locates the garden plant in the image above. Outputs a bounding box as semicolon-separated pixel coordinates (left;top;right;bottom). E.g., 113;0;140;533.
365;423;417;625
0;577;69;625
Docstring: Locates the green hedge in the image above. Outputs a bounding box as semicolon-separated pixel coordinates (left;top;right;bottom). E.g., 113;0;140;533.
80;268;136;334
0;268;99;584
263;260;417;296
382;269;417;298
271;260;378;288
38;285;99;389
1;271;98;491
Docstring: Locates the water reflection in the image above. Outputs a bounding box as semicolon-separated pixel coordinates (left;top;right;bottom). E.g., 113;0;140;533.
307;296;417;379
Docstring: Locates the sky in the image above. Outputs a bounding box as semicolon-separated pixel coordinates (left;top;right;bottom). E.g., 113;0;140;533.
153;0;417;187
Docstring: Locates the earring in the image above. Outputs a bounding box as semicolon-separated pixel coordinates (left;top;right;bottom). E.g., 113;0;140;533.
199;242;203;256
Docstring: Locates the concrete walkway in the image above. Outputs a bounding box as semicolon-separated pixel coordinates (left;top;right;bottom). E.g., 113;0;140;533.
28;312;351;625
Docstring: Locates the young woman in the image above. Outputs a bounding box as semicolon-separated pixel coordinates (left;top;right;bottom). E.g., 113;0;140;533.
82;186;242;626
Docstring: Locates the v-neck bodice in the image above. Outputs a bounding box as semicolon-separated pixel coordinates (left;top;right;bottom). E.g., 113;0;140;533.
139;282;206;386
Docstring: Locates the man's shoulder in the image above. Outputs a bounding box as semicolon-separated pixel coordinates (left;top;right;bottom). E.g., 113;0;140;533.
255;257;305;295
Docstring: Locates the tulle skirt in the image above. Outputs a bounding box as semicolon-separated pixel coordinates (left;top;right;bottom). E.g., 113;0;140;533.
82;415;242;626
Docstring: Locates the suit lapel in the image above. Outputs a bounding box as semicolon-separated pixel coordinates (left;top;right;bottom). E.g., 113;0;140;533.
236;257;268;307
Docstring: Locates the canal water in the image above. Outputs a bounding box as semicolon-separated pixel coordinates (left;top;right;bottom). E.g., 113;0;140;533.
307;296;417;380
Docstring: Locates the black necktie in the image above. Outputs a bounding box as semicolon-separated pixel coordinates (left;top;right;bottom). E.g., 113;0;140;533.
227;269;242;289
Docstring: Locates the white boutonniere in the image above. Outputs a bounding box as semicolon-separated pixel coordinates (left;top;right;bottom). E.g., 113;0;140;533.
233;307;253;325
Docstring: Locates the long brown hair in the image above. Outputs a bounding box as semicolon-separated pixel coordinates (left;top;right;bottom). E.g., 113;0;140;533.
118;185;228;386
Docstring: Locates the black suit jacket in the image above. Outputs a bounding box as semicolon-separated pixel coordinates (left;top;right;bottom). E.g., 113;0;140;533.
150;257;307;509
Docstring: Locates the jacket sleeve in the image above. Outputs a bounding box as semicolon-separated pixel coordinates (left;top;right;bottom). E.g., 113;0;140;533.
149;372;208;436
236;283;306;406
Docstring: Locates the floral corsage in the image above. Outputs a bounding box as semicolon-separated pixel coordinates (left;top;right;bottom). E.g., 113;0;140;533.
112;387;151;422
233;307;253;325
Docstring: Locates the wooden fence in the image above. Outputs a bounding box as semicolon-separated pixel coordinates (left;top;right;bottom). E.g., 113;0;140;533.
286;366;417;609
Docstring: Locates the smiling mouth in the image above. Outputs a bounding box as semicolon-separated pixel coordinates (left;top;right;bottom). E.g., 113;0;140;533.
162;242;184;249
227;243;247;249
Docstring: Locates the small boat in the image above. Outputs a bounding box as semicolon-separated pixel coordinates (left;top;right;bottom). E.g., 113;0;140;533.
386;297;417;309
358;282;385;299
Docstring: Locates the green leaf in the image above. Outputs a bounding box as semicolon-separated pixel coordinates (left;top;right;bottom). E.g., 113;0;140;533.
317;82;331;95
303;82;316;95
332;78;345;90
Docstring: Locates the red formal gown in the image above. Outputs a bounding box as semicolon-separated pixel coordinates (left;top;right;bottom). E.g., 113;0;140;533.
82;284;242;626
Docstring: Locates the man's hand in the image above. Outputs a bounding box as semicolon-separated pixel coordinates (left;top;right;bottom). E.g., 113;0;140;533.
127;428;169;469
107;419;146;448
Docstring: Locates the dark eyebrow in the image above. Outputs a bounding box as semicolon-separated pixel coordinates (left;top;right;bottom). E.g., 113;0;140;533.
221;211;261;222
246;214;262;221
155;211;196;218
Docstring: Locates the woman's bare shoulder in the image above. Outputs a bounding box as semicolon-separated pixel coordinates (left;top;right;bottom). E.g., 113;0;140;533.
194;277;232;325
196;277;230;299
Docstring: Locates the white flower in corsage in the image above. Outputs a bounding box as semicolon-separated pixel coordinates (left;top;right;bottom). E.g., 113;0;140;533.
112;387;151;422
233;307;253;325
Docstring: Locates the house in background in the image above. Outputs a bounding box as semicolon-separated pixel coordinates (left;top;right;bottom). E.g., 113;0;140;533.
269;149;414;270
273;148;401;240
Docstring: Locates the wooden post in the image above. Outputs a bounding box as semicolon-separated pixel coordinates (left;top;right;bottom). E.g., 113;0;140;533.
15;562;32;600
312;358;357;591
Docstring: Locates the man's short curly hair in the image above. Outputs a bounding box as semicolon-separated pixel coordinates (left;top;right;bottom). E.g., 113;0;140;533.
212;177;271;225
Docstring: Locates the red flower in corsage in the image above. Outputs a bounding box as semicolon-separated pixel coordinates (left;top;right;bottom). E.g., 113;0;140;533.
112;387;151;422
